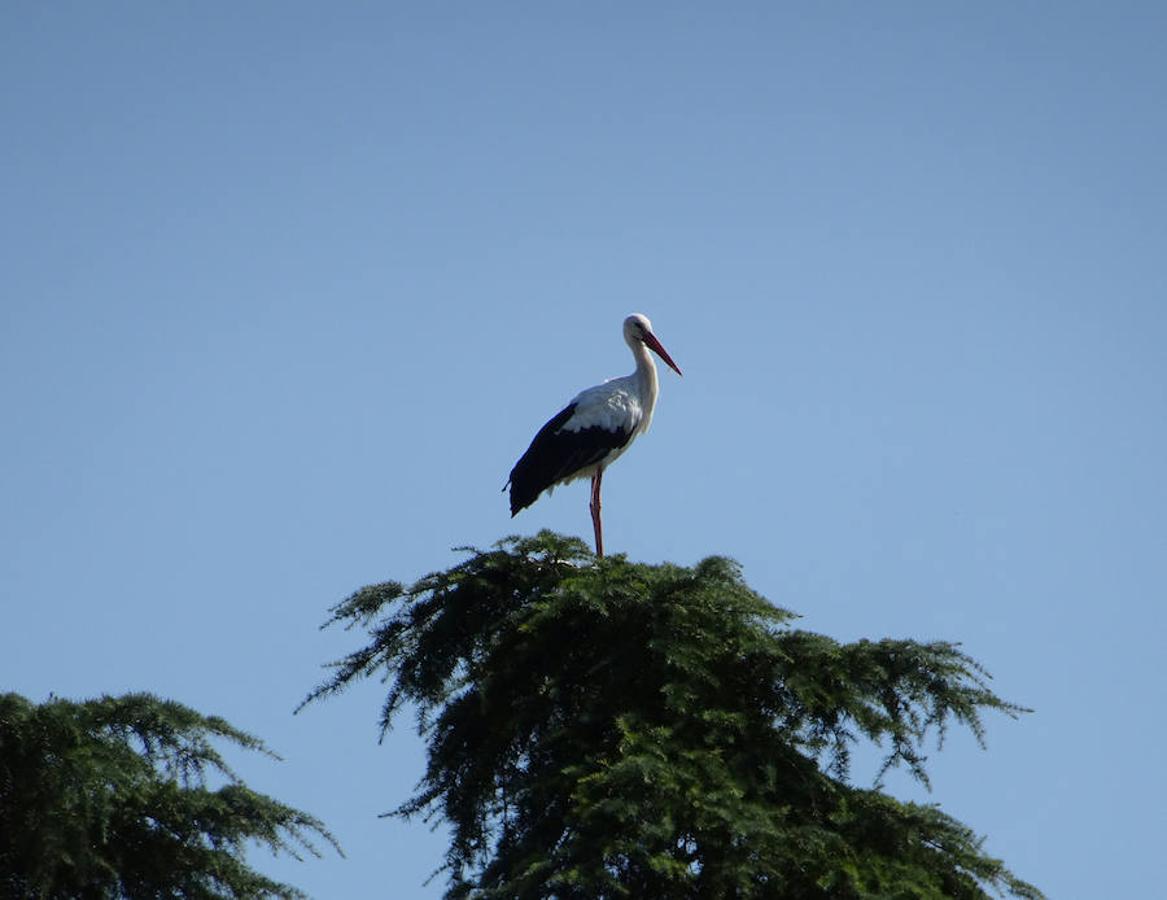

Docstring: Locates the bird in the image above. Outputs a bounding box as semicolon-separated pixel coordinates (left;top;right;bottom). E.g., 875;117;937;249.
505;313;683;557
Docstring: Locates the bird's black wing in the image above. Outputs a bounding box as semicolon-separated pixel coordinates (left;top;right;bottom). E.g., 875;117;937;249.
507;403;633;516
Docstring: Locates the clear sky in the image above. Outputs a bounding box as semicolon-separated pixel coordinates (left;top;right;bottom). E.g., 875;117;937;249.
3;4;1165;897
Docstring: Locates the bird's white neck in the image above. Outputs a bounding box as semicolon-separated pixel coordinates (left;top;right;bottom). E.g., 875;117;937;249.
630;338;660;432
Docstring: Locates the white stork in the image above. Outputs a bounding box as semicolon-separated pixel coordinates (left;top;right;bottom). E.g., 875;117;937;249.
506;313;683;557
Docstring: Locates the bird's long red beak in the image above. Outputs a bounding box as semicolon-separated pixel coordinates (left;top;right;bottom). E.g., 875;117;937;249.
644;331;683;377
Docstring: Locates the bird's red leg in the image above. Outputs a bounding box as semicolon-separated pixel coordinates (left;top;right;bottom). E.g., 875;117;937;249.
590;468;604;558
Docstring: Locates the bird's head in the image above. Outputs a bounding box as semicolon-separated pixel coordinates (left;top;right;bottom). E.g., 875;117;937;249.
624;313;683;376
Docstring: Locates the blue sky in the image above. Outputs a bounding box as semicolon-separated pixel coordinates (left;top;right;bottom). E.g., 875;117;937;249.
3;4;1165;896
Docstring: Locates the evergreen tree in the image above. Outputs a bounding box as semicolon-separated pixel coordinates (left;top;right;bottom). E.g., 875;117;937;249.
0;692;340;899
304;531;1042;899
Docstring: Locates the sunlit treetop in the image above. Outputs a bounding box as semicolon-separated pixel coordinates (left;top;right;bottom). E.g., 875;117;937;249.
303;531;1042;899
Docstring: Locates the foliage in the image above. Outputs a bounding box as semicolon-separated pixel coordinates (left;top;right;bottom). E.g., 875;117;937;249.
304;531;1042;899
0;692;340;899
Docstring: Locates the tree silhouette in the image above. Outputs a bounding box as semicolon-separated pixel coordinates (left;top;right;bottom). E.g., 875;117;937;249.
303;532;1042;899
0;692;340;899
